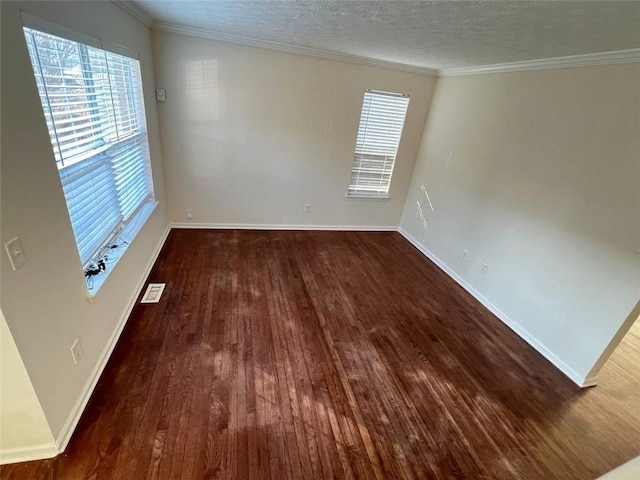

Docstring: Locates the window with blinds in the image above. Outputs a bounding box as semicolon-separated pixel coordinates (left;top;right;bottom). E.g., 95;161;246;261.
348;90;410;197
23;27;154;266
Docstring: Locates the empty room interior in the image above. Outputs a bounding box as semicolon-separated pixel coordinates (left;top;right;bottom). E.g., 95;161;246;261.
1;1;639;479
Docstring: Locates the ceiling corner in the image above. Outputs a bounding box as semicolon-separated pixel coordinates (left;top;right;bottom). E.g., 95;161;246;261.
112;0;153;28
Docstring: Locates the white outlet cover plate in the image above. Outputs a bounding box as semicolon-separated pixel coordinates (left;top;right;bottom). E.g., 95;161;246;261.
5;237;27;270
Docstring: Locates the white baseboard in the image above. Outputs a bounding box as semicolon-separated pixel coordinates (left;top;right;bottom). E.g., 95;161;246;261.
397;227;594;388
0;443;59;465
171;222;398;231
55;224;172;452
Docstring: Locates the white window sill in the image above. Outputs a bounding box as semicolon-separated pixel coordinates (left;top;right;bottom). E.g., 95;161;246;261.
86;200;158;299
345;194;391;202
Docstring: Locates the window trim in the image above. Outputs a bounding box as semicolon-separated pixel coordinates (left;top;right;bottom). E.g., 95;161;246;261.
344;193;391;201
22;15;155;295
346;89;410;199
22;12;139;59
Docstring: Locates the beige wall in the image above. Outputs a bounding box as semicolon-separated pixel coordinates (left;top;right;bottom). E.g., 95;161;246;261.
0;309;56;462
1;0;169;441
598;456;640;479
400;64;640;382
152;31;436;228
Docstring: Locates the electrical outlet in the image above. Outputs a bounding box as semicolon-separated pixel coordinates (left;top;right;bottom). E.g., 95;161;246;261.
70;338;83;365
185;209;193;220
481;264;489;275
5;237;27;271
304;204;311;214
462;249;470;260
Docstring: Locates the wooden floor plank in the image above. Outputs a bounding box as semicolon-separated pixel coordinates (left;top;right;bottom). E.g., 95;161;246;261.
3;230;640;480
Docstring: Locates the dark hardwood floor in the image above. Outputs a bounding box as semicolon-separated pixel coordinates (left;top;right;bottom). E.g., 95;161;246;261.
3;230;639;479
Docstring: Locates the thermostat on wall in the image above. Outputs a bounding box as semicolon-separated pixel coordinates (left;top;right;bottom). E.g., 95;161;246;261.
155;88;166;102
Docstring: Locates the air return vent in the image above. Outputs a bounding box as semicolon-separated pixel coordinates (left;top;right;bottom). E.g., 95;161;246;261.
141;283;166;303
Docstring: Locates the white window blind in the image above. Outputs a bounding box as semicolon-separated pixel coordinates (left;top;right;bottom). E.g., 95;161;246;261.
24;27;153;265
348;90;410;197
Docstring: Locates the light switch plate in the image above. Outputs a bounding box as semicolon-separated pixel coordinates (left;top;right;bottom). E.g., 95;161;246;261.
5;237;27;271
155;88;166;102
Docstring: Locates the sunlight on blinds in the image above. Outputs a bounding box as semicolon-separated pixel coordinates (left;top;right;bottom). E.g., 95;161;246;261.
348;90;409;197
24;27;153;265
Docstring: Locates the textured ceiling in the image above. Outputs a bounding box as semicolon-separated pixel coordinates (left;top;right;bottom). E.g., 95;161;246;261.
132;1;640;70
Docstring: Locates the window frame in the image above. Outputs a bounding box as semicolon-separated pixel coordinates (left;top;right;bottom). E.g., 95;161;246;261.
347;89;410;199
22;15;156;294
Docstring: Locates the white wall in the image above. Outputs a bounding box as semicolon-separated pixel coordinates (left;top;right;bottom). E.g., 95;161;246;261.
152;31;436;228
400;64;640;384
1;0;169;445
598;456;640;480
0;309;56;463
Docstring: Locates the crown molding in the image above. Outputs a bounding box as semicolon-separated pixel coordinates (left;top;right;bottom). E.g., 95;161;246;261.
112;5;639;78
440;48;640;77
112;1;152;27
151;22;439;77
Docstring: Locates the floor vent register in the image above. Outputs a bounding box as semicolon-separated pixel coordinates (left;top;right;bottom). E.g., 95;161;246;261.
140;283;166;303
